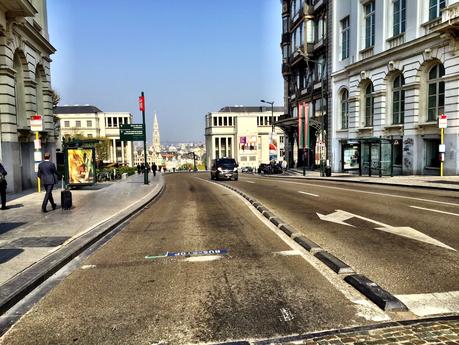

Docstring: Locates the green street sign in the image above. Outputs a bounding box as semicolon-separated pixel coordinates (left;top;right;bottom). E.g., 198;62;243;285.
120;124;145;141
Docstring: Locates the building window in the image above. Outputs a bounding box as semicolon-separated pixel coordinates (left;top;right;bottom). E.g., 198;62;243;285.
393;0;406;36
280;136;284;144
365;1;375;48
364;83;374;127
282;17;289;33
87;134;93;138
425;139;440;168
107;117;112;127
427;63;445;121
87;120;92;127
113;117;118;127
213;117;217;126
341;89;349;129
341;17;350;60
393;140;403;166
224;117;228;126
215;137;220;158
218;117;222;126
429;0;446;21
229;117;233;126
76;120;81;128
393;74;405;124
64;121;70;127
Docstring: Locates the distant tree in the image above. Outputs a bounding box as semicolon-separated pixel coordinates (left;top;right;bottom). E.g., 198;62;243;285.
51;89;61;108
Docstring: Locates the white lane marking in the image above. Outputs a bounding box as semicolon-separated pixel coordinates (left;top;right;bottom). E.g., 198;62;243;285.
298;191;319;197
243;180;256;184
195;177;390;321
274;250;301;256
395;291;459;317
317;210;456;251
184;255;222;262
410;205;459;217
81;264;96;270
259;179;459;207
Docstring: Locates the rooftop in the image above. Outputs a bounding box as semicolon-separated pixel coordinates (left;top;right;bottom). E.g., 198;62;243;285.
218;106;284;113
53;105;103;114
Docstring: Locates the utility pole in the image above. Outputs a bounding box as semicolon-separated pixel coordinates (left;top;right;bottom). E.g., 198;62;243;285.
261;99;276;162
139;92;148;185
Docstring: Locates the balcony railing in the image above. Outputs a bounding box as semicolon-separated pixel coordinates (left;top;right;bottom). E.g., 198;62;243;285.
387;33;405;49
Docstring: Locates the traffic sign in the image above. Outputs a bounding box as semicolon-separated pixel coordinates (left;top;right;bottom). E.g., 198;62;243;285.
30;115;43;132
439;114;448;128
120;124;145;141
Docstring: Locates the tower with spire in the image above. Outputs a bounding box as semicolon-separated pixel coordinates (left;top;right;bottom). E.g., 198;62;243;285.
152;112;161;153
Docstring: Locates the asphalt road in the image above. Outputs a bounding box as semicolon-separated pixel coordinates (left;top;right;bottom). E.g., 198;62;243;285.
0;173;389;345
216;174;459;302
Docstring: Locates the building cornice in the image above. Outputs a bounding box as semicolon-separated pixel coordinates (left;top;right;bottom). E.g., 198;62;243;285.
333;33;446;78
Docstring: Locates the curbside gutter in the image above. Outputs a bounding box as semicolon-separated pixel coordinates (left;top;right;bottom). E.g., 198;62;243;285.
0;180;166;316
214;181;408;312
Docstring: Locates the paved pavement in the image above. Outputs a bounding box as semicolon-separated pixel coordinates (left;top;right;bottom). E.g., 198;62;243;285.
0;172;162;287
277;169;459;191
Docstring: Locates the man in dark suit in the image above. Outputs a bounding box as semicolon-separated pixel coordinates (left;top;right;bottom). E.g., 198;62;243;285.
0;161;7;210
38;152;58;213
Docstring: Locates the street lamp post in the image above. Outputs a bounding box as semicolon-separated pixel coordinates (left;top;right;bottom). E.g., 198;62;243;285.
261;100;275;162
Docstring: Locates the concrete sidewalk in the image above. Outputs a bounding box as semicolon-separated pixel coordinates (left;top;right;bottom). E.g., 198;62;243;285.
272;169;459;191
0;172;163;287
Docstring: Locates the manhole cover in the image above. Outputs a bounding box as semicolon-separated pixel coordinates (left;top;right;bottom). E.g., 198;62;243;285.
8;236;70;248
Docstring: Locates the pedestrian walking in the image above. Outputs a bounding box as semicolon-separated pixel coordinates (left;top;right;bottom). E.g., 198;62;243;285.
281;160;287;172
0;161;7;210
146;163;150;174
136;164;141;174
152;163;157;177
37;152;58;213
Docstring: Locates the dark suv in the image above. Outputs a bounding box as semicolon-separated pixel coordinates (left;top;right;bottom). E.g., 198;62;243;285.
210;158;238;181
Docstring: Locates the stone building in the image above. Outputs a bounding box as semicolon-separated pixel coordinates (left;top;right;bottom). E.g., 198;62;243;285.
205;106;285;169
331;0;459;176
0;0;56;192
54;105;134;166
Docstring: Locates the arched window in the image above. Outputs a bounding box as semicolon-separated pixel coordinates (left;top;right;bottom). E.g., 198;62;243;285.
427;63;445;121
13;52;27;128
341;89;349;129
392;74;405;124
364;82;374;127
35;66;46;118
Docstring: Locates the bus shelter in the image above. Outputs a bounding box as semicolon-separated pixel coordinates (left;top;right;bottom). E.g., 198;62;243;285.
341;137;397;177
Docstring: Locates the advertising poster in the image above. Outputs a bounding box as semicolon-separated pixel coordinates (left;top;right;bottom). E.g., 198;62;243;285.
67;148;95;185
239;135;257;152
269;133;278;162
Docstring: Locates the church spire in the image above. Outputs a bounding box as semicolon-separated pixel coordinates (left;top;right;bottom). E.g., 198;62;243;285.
152;112;161;153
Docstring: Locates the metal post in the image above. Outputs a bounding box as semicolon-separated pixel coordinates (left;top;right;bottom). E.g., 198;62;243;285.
320;70;325;177
440;127;444;177
36;131;41;193
379;139;382;178
141;91;148;185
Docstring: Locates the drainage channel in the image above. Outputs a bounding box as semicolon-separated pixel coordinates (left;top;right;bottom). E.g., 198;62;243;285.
0;188;164;338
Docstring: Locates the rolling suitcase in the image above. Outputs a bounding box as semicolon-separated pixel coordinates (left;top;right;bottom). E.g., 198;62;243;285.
61;178;72;210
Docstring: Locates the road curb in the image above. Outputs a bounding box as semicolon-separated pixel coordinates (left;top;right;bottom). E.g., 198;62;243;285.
0;181;165;316
215;181;408;312
264;175;459;192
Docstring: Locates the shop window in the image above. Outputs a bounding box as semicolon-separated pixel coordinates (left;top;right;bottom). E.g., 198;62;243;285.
425;139;440;168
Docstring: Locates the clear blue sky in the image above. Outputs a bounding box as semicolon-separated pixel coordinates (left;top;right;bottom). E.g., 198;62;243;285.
47;0;283;143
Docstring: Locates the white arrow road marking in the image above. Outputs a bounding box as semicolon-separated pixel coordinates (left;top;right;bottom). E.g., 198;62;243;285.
395;291;459;317
316;210;456;251
410;205;459;217
298;191;319;197
317;210;356;227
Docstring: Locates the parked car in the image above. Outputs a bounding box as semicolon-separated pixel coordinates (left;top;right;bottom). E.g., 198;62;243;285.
258;162;283;175
210;158;239;181
241;166;253;173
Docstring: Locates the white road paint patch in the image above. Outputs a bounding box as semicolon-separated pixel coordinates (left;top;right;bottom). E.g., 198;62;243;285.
410;205;459;217
274;250;301;256
298;191;319;197
395;291;459;317
196;177;390;322
351;299;392;322
81;264;96;270
184;255;222;262
317;209;456;251
242;180;256;184
268;179;459;207
279;307;295;322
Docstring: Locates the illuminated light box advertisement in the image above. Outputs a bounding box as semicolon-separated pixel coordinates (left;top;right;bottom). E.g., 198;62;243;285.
67;148;95;185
